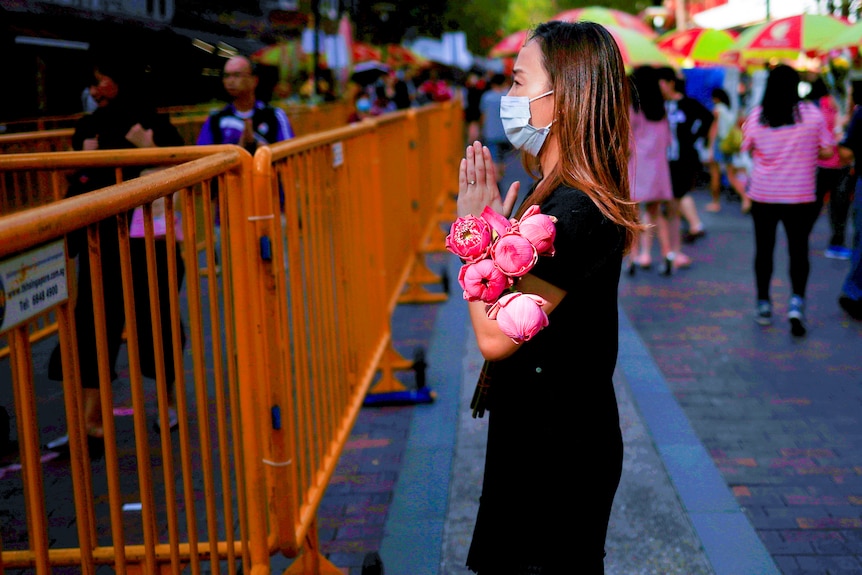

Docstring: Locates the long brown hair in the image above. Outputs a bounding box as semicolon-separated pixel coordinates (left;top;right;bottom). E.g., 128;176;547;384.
514;21;639;253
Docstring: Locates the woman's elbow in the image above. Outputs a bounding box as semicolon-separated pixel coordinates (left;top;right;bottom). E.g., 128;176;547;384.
477;338;516;362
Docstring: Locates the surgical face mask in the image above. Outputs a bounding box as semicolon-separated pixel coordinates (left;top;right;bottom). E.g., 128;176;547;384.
499;90;554;156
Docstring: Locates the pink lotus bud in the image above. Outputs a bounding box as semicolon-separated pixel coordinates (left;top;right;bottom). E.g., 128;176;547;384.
445;215;493;263
490;232;538;277
458;259;510;303
486;292;549;343
481;205;513;237
518;205;557;256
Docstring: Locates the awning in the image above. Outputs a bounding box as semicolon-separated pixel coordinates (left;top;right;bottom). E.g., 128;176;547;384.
692;0;814;30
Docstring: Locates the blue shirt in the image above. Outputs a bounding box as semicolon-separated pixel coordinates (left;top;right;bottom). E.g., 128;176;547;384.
479;89;506;144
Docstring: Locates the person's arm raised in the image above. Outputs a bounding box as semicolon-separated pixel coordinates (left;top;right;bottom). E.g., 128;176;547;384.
457;140;519;218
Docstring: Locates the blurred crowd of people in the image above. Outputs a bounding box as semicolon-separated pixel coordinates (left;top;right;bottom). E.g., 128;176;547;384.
65;45;862;349
622;61;862;334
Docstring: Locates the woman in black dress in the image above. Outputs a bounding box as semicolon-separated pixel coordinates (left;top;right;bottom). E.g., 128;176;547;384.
456;21;640;574
48;52;186;442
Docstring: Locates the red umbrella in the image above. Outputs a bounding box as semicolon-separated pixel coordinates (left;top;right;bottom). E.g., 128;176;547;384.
656;27;738;66
352;42;382;64
489;30;528;58
724;13;850;65
383;44;424;68
553;6;656;39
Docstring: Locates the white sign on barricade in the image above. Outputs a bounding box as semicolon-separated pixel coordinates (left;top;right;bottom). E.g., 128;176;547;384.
0;240;68;335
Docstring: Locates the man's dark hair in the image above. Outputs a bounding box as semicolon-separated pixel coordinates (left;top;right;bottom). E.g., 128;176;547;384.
654;66;678;83
490;73;507;87
712;87;730;107
805;77;829;102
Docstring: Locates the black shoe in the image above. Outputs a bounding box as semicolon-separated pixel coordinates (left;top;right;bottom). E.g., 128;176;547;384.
683;229;706;244
47;433;104;459
788;295;806;337
660;254;674;277
45;433;70;451
87;435;105;460
839;296;862;321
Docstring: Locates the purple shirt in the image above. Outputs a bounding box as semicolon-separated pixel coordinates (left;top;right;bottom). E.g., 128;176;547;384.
196;101;294;146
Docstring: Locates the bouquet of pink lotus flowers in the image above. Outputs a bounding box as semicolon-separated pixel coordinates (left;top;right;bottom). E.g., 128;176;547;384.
445;205;557;344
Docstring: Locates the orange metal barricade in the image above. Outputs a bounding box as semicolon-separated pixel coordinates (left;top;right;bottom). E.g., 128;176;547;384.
0;100;463;575
0;100;352;162
242;102;461;570
0;147;270;575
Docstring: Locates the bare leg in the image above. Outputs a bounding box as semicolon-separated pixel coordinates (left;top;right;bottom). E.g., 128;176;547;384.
646;202;672;260
680;194;703;235
83;387;103;438
635;202;672;271
637;208;654;267
706;161;722;212
727;165;751;213
668;197;691;268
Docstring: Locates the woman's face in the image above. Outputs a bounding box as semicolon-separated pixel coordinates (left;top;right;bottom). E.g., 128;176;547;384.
90;71;119;108
508;40;554;128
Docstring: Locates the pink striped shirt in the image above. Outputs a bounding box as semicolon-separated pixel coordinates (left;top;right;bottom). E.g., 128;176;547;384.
741;102;832;204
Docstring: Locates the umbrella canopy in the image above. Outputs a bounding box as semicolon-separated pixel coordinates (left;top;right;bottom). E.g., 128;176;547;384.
351;60;390;85
489;29;529;58
817;21;862;54
251;40;310;66
251;40;314;77
383;44;424;68
604;24;672;70
553;6;657;38
352;42;382;64
656;27;738;66
724;14;850;64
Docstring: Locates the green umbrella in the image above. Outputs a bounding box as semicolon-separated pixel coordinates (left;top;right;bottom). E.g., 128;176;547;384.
656;27;738;67
604;24;672;70
817;21;862;53
553;6;657;38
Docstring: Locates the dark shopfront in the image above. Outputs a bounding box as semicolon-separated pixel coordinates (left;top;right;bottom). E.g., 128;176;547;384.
0;7;263;125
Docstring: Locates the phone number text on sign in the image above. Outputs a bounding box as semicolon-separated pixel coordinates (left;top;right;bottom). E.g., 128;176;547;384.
0;240;69;335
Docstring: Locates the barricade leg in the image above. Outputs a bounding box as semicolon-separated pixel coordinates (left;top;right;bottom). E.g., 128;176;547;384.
282;519;343;575
364;344;435;406
397;258;448;304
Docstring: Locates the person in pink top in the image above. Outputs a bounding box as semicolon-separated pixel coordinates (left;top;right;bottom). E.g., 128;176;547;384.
741;64;834;336
806;76;853;260
627;66;674;276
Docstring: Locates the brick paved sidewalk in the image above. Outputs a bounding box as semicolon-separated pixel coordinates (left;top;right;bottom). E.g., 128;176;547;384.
619;186;862;575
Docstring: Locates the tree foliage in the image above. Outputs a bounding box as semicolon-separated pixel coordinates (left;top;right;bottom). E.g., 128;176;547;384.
442;0;511;53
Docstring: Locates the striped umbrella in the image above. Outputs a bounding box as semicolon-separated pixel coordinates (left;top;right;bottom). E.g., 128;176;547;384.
553;6;656;38
817;21;862;54
724;14;850;65
656;27;738;66
352;41;382;64
604;24;672;70
383;44;425;68
250;40;312;77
